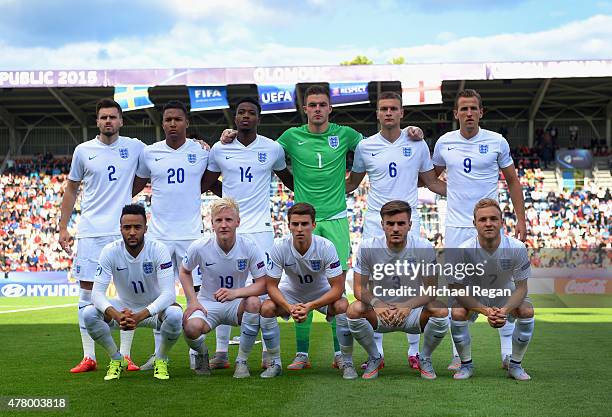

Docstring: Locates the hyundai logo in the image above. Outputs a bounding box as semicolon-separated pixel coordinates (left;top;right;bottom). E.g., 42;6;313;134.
1;283;26;297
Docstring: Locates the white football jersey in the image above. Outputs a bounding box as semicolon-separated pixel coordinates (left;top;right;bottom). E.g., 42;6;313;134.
354;235;436;304
353;131;433;223
182;235;267;302
432;128;513;227
92;238;175;316
68;136;145;238
136;140;209;240
207;135;286;234
267;235;343;301
446;234;531;290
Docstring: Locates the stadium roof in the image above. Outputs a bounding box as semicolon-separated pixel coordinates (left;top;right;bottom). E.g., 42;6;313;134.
1;60;611;158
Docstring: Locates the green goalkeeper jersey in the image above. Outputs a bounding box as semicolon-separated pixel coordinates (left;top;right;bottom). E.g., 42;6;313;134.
278;123;362;221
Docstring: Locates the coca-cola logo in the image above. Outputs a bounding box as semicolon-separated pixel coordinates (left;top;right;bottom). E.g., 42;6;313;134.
565;279;607;294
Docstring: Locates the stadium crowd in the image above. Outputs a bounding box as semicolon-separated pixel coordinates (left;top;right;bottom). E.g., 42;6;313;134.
1;155;610;272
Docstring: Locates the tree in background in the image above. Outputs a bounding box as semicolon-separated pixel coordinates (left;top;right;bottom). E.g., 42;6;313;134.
388;56;405;64
339;55;406;65
340;55;373;66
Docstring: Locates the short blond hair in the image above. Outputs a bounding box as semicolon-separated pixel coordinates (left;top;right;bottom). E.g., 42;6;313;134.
473;198;502;218
210;197;240;219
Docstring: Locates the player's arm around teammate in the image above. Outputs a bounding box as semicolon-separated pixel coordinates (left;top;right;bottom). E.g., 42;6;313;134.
418;169;447;196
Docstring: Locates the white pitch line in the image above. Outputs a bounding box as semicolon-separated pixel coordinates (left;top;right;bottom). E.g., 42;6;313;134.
0;303;77;314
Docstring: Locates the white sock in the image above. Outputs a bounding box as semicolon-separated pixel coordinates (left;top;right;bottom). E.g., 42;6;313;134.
119;330;135;357
374;332;384;357
153;329;162;356
448;311;458;357
511;318;534;363
407;333;420;356
157;306;182;361
421;316;449;359
335;314;354;363
215;324;231;353
451;320;471;362
185;334;207;355
260;316;281;362
237;312;259;362
348;318;380;359
498;320;515;360
78;288;95;360
82;305;119;359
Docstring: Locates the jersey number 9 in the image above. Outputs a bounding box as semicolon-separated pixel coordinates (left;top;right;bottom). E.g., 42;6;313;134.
463;158;472;173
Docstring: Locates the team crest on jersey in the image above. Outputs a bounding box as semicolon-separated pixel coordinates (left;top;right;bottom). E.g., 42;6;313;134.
143;262;154;274
500;259;512;271
187;153;197;164
258;152;267;163
310;260;322;271
403;147;412;157
75;265;81;274
119;148;129;159
237;259;248;271
479;144;489;154
328;136;339;149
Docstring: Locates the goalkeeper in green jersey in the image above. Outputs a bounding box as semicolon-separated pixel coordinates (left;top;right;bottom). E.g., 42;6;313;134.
221;85;423;370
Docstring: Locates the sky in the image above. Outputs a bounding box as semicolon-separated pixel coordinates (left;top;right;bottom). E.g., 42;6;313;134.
0;0;611;69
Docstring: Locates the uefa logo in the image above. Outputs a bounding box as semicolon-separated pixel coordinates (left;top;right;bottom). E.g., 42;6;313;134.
1;283;26;297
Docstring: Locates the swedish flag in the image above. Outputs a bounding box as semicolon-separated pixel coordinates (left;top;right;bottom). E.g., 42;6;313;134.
113;86;154;112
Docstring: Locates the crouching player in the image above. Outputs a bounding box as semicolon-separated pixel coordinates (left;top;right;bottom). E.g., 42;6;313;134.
449;198;534;381
180;198;268;378
83;204;182;381
348;200;449;379
259;203;353;379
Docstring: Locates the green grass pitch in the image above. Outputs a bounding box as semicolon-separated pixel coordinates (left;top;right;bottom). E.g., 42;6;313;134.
1;296;611;417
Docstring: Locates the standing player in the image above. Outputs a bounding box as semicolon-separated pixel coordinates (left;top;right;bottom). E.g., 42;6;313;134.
432;89;527;369
59;99;145;373
259;203;353;379
200;97;293;369
82;204;182;380
132;100;216;370
180;198;269;378
346;91;447;369
448;198;534;381
221;85;424;369
348;200;450;379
